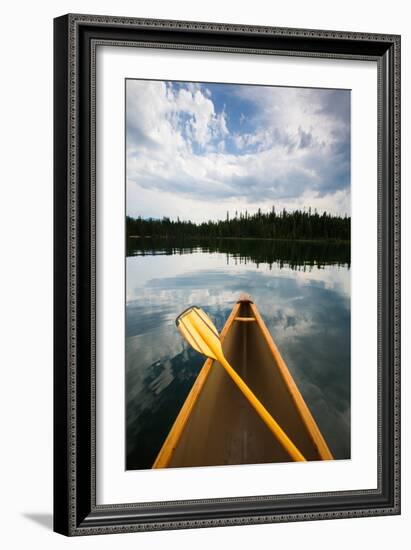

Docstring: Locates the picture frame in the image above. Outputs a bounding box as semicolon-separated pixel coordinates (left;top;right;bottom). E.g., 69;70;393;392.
53;13;401;536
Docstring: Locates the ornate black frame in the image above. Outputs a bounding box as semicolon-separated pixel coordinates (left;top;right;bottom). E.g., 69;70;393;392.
53;13;401;536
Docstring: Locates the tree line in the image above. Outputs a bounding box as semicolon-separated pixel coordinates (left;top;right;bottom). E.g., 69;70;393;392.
126;207;350;241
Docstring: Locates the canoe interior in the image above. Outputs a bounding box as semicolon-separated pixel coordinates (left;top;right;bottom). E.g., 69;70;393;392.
155;300;330;468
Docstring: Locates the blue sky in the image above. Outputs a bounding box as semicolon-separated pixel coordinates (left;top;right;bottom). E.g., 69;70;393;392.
126;79;350;222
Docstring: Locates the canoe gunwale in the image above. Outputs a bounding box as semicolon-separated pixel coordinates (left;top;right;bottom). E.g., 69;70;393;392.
249;302;333;461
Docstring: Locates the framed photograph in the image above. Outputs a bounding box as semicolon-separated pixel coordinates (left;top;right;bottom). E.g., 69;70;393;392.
53;14;400;536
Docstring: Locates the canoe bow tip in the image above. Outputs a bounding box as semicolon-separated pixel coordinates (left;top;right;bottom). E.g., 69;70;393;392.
237;293;253;303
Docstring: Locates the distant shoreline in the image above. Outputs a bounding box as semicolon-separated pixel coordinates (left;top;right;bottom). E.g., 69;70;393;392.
127;235;351;244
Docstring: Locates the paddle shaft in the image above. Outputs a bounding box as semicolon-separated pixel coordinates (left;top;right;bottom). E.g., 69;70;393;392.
191;316;306;462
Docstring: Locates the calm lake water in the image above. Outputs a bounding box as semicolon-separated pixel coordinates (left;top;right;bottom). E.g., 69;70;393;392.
126;238;351;470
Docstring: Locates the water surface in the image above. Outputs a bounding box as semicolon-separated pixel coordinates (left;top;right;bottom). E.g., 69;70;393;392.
126;238;350;470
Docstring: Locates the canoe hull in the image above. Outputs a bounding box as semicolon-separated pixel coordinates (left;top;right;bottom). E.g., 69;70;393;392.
153;297;333;468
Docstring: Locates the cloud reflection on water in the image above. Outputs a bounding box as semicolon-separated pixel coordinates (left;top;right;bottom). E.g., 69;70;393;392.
126;250;350;469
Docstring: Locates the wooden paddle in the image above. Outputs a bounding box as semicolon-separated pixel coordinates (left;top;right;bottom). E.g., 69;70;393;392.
176;306;306;462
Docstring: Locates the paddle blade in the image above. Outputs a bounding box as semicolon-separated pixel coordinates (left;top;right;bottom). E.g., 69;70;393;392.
176;307;222;361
